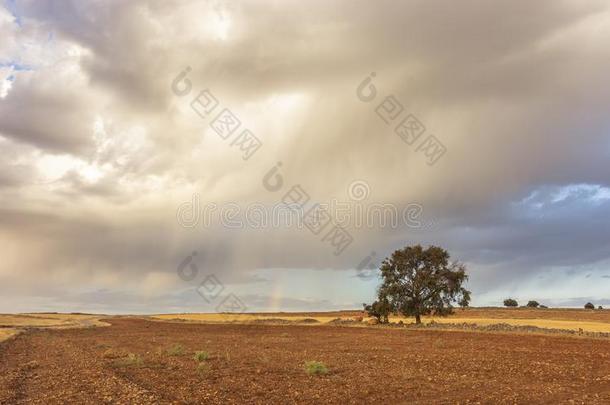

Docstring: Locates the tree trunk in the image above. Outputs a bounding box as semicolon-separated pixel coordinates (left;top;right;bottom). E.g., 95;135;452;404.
415;314;421;324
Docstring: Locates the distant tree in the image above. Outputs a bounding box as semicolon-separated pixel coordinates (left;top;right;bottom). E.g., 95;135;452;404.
363;299;391;324
526;300;540;308
376;245;471;324
598;306;604;310
503;298;518;307
584;302;595;310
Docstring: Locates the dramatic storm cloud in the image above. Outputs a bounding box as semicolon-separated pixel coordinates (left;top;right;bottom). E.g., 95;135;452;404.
1;0;609;313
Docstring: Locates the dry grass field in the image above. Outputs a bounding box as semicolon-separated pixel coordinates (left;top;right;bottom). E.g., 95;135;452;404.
0;313;109;343
153;307;610;333
0;313;109;327
0;329;20;343
445;307;610;322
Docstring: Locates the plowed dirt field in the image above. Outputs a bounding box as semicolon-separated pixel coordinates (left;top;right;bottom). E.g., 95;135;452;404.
1;318;608;404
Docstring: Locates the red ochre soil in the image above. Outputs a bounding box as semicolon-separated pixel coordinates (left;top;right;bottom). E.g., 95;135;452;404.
1;318;608;404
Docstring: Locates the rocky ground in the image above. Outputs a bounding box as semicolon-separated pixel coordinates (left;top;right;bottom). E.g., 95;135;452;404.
1;318;609;404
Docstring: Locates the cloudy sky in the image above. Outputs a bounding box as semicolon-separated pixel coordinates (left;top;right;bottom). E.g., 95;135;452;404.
1;0;609;314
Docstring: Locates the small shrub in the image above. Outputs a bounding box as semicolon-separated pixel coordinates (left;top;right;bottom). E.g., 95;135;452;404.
113;353;143;368
503;298;518;307
103;348;127;359
526;300;540;308
539;305;548;309
598;306;603;310
363;300;391;323
304;361;329;375
584;302;595;310
167;343;185;356
193;351;209;362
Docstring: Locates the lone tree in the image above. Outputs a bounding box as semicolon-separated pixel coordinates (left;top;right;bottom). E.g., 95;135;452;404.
584;302;595;310
526;300;540;308
374;245;470;324
503;298;518;307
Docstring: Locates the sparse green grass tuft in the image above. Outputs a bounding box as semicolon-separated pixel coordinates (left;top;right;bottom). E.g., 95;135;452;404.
193;350;209;362
167;343;185;356
113;353;143;368
304;361;329;375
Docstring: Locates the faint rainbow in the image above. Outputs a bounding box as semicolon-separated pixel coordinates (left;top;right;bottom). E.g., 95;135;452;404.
267;281;283;312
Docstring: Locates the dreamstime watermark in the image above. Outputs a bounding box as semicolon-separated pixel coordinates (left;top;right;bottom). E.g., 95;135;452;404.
347;180;370;201
177;180;432;232
259;162;356;255
171;66;253;318
355;250;381;280
176;194;427;231
170;66;439;290
356;72;447;166
176;251;247;319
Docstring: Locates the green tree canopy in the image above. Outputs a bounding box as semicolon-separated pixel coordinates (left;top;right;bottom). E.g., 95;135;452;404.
376;245;470;324
503;298;518;307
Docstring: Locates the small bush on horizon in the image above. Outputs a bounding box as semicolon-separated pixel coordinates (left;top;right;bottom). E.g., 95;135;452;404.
526;300;540;308
503;298;518;307
584;302;595;310
167;343;185;356
304;361;329;376
193;351;209;362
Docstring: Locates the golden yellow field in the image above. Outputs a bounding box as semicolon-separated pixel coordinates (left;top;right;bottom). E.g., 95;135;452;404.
2;309;608;344
421;316;610;333
153;313;341;324
153;308;610;333
445;307;610;322
0;329;20;343
0;313;108;342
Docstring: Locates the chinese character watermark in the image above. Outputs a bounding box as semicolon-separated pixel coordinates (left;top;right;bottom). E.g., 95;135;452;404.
176;251;248;321
171;67;263;161
356;72;447;166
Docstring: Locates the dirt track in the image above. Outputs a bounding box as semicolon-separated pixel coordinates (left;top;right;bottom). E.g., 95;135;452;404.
0;318;609;404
